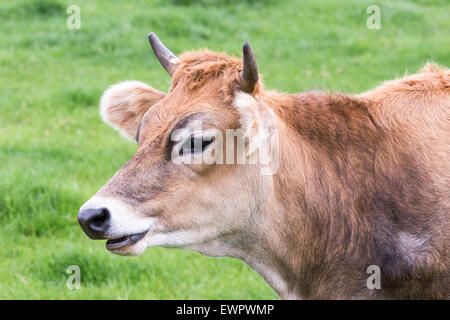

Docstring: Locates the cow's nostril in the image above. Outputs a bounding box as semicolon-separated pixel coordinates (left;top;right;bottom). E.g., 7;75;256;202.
78;207;111;239
91;208;110;228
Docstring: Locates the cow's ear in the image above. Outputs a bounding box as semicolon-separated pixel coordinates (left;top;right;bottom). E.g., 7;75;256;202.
233;92;279;175
100;81;166;140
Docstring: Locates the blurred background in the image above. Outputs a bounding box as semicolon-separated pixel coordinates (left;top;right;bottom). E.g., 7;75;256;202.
0;0;448;299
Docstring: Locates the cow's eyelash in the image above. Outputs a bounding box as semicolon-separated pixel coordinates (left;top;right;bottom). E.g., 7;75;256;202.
178;134;215;156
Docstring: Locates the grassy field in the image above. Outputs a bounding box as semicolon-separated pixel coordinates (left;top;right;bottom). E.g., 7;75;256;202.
0;0;448;299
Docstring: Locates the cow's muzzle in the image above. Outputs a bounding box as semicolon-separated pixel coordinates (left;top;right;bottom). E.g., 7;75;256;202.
78;207;111;239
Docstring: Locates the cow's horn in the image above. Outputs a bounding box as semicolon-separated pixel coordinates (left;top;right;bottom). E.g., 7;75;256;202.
148;32;180;76
240;42;259;93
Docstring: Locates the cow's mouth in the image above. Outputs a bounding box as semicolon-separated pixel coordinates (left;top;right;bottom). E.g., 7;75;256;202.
105;230;148;250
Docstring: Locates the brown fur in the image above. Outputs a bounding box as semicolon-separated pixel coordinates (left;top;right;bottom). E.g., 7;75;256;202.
96;50;449;299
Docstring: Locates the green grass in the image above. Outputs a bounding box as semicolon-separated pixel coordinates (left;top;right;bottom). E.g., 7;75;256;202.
0;0;448;299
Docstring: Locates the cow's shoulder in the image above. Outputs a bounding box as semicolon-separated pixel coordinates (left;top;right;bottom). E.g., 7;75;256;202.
363;63;449;96
355;63;449;138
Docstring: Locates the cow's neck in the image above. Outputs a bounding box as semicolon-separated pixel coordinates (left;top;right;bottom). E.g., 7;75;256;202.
195;91;376;299
239;91;375;299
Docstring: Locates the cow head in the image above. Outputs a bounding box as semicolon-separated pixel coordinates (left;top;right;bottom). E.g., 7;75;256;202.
78;33;278;257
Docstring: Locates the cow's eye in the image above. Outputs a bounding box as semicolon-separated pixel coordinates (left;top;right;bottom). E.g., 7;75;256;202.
179;134;215;156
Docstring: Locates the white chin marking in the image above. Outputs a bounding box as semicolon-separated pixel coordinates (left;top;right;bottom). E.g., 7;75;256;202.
146;230;200;248
108;238;148;256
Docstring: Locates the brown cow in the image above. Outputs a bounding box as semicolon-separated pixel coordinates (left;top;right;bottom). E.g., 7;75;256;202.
78;33;450;299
